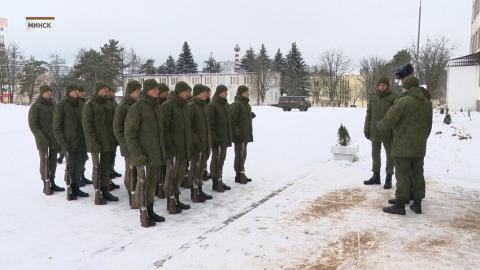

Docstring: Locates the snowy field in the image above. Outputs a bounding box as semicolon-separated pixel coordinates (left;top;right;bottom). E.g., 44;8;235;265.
0;104;479;270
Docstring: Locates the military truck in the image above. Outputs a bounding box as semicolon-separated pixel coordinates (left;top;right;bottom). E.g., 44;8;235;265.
275;96;311;112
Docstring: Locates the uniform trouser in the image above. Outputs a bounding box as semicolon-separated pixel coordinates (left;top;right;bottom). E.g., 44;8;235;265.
91;152;113;188
80;152;88;178
394;157;426;203
188;153;203;188
210;145;227;179
124;156;132;193
39;148;57;181
234;142;248;173
199;149;210;178
110;146;117;173
135;166;158;206
371;139;394;174
164;157;188;196
67;151;84;184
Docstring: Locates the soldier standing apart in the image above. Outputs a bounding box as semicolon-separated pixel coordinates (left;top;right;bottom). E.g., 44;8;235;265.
188;84;213;202
161;81;193;213
377;76;432;215
113;80;141;207
155;83;171;199
53;84;89;199
78;86;92;186
125;79;166;227
230;85;254;184
28;85;65;195
82;81;119;205
363;77;397;189
209;85;233;192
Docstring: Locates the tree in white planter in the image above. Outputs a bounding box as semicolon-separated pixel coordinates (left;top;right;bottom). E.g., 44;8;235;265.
331;124;358;162
337;124;351;146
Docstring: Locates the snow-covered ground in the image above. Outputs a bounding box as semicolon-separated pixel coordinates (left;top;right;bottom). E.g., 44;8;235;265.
0;104;479;270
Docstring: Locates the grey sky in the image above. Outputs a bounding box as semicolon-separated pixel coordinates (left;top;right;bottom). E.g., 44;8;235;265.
1;0;472;70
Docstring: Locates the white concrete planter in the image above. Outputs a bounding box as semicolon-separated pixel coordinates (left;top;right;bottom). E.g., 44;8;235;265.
330;144;359;162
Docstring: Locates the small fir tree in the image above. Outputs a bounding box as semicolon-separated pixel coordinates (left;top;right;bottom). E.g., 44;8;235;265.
337;124;351;146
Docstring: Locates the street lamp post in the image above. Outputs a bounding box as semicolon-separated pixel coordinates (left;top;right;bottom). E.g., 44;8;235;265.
416;0;422;69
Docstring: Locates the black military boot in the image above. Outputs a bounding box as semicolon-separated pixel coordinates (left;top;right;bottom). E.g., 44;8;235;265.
81;174;93;185
199;185;213;200
220;178;231;190
212;178;224;192
410;200;422;214
235;173;248;184
112;170;122;178
101;187;119;202
147;204;166;222
388;198;410;205
57;154;64;164
383;201;406;215
384;174;393;189
140;209;156;227
175;195;191;210
202;170;210;181
50;179;65;192
167;197;182;214
72;183;89;197
364;172;381;185
110;181;120;190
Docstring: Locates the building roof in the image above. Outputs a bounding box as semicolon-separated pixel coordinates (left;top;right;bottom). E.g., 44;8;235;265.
448;52;480;67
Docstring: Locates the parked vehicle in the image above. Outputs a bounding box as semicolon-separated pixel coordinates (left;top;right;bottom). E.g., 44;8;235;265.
275;96;311;112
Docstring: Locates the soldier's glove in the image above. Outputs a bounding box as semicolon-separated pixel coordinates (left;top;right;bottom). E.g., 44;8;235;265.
251;112;256;119
364;132;370;140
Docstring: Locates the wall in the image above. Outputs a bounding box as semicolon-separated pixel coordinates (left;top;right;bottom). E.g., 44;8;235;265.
446;65;480;111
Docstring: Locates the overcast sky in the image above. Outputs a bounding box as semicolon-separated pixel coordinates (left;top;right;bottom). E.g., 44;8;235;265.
0;0;472;70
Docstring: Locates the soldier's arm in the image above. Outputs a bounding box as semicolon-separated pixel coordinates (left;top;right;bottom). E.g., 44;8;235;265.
124;105;144;163
364;102;371;134
161;103;175;152
82;103;99;149
113;105;127;152
28;105;48;144
230;103;241;138
377;101;405;131
52;103;68;149
209;104;220;143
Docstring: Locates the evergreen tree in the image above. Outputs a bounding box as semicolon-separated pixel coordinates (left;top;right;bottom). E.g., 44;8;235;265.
19;56;48;103
203;53;221;73
72;48;115;95
140;58;157;74
284;42;309;96
252;44;272;104
158;55;176;74
175;42;198;74
337;124;351;146
272;49;286;73
240;47;256;72
100;39;124;87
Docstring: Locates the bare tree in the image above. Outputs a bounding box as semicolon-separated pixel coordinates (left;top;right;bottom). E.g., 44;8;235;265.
410;36;455;99
48;53;69;101
359;56;391;101
8;43;24;103
319;49;352;104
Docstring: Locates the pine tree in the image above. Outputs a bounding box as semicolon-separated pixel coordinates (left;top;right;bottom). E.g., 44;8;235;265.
100;39;124;87
175;42;198;74
140;58;157;74
158;55;176;74
272;49;287;95
284;42;309;96
240;47;256;72
337;124;351;146
252;44;272;104
203;53;221;73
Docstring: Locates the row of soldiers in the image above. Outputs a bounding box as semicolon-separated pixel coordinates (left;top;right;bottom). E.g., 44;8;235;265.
28;79;255;227
363;63;433;215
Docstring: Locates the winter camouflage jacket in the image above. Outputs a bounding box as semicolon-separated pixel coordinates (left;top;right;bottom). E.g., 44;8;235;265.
377;88;433;158
364;90;397;142
82;94;116;153
188;97;211;154
28;96;58;151
230;95;254;144
53;96;86;153
209;95;233;148
113;96;136;157
161;94;192;160
124;92;166;166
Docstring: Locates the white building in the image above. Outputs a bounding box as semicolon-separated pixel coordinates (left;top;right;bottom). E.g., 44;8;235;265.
446;54;480;111
446;1;480;111
0;18;7;46
122;72;281;105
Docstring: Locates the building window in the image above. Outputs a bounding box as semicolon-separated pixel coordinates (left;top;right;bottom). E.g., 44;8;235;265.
170;77;177;85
